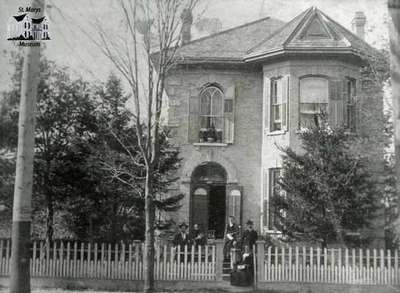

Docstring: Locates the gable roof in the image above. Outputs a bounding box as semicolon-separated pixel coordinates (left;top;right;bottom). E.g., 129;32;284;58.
174;6;381;65
32;17;45;24
245;7;380;62
175;17;285;62
13;14;27;22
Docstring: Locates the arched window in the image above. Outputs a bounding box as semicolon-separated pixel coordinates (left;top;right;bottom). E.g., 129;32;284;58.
299;77;329;128
188;84;235;144
199;86;224;135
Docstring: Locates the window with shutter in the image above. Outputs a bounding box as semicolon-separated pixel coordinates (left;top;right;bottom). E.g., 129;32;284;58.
271;78;283;131
268;76;289;132
299;77;329;128
224;85;235;143
189;84;235;144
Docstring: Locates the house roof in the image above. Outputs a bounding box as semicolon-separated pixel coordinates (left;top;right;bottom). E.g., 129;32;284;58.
174;6;381;65
175;17;285;62
32;17;45;24
13;14;27;22
245;7;380;62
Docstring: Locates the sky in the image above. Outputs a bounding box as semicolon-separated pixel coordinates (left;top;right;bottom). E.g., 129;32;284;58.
0;0;389;93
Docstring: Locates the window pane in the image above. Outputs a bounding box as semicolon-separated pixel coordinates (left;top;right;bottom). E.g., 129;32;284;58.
271;80;277;104
200;93;211;115
300;103;327;114
273;105;281;121
211;89;223;116
200;116;211;129
276;79;283;104
300;77;329;103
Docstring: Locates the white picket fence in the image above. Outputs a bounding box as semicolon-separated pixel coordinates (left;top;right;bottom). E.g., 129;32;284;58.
261;246;400;285
0;239;216;281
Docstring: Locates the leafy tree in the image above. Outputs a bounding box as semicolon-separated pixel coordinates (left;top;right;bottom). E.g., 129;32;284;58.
1;56;97;240
273;118;379;248
1;57;183;243
55;74;183;242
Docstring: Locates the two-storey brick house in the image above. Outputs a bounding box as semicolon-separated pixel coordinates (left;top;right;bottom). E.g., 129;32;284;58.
163;7;382;241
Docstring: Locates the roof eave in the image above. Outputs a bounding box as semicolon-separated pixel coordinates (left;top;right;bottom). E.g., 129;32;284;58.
175;57;245;65
244;47;367;63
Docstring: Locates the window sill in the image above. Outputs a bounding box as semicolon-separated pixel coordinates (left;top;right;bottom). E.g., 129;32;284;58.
193;142;228;147
266;130;287;136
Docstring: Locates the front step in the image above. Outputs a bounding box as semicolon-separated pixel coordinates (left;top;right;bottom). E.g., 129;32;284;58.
219;280;255;292
222;259;232;281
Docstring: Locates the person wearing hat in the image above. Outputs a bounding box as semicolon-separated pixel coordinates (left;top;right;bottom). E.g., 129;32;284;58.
223;216;240;260
189;223;206;247
173;222;191;248
241;220;258;251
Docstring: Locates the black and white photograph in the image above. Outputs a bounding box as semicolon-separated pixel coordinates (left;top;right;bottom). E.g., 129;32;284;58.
0;0;399;292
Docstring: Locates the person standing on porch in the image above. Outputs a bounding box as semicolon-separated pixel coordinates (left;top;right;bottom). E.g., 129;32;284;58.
223;216;239;260
173;222;191;248
190;223;206;247
241;220;258;251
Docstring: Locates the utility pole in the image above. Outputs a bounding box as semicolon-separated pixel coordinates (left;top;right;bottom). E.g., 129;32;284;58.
389;1;400;203
9;0;45;292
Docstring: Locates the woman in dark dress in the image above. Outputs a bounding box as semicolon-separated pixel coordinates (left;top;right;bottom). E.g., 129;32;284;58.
223;216;239;260
231;245;254;286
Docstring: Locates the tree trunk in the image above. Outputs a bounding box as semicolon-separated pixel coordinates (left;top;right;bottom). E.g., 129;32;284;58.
45;192;54;242
143;166;155;293
10;1;44;292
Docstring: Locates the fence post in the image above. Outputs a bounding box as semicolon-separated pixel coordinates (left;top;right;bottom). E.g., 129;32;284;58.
215;240;224;281
256;240;266;283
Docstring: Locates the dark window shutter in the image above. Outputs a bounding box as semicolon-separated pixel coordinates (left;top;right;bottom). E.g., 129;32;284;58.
226;185;242;226
188;94;200;143
224;85;235;143
192;187;209;233
262;170;269;228
342;79;349;127
282;75;290;131
328;79;343;125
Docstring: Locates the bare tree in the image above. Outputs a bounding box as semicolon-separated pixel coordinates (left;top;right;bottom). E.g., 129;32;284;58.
87;0;198;291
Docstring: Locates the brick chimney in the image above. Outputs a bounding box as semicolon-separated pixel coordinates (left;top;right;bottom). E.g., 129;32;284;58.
180;9;193;45
351;11;367;40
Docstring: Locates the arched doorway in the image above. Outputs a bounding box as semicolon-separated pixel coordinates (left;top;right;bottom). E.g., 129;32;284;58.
191;162;227;239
